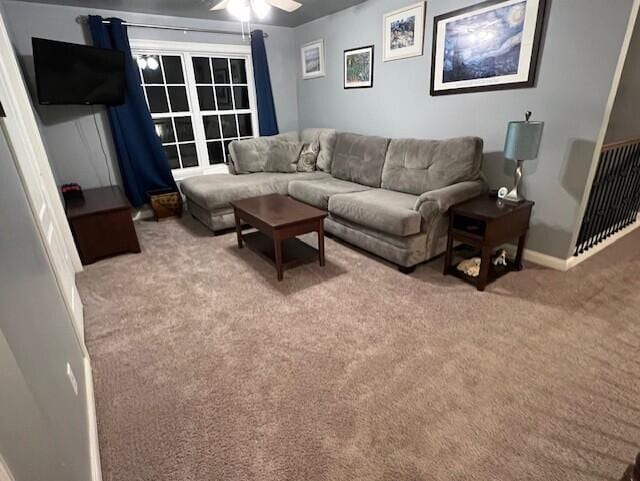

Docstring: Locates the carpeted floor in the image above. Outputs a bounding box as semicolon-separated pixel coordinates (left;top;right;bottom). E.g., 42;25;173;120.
78;216;640;481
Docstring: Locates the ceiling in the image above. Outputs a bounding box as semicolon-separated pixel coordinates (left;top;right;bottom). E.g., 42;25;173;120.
12;0;367;27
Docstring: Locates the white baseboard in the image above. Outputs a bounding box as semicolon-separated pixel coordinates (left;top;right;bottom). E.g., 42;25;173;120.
132;205;154;221
520;219;640;271
84;357;103;481
522;249;572;271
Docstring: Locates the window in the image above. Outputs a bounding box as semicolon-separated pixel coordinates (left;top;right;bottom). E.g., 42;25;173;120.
131;40;259;179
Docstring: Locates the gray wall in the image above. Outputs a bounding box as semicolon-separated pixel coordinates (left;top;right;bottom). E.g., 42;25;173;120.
294;0;633;259
606;15;640;144
2;0;299;189
0;127;91;480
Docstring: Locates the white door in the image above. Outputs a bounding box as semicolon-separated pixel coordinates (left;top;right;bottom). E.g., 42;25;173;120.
0;11;85;346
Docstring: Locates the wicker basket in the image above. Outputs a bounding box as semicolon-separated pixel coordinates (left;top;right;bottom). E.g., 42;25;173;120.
147;188;183;221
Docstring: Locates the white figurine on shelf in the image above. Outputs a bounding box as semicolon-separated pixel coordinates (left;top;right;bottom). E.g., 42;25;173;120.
493;249;508;267
457;257;481;277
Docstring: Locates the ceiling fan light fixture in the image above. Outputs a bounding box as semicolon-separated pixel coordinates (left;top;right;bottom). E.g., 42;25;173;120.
227;0;251;22
251;0;272;19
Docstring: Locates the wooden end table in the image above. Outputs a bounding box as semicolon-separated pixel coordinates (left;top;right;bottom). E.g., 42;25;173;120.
66;186;141;265
230;194;328;281
443;196;534;291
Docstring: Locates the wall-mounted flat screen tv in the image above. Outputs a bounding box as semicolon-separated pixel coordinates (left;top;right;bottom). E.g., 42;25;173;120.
32;38;126;106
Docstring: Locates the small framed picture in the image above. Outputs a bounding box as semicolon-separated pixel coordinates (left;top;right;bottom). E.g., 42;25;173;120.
344;45;374;89
301;39;325;79
383;1;426;62
430;0;546;96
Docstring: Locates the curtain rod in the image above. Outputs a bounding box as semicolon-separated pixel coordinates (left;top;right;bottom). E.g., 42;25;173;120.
75;16;268;38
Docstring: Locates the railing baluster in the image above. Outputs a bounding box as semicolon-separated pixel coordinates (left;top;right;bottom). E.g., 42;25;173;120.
623;146;640;227
575;149;608;255
589;146;620;250
574;137;640;256
582;149;612;253
602;144;631;240
616;144;640;232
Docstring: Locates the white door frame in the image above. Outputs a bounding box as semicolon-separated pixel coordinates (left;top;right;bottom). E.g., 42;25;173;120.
0;12;82;273
0;9;86;351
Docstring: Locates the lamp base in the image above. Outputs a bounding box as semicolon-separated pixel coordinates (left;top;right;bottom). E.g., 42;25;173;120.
502;190;526;204
503;160;526;204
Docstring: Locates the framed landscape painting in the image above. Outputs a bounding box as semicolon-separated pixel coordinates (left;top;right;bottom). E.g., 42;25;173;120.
301;39;325;79
344;45;374;89
383;1;426;62
430;0;546;96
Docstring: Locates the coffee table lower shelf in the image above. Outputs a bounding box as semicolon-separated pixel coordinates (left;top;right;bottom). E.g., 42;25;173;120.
242;231;321;275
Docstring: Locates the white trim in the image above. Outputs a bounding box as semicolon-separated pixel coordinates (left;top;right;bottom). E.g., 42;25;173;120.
521;248;572;272
84;356;103;481
301;39;326;79
383;1;426;62
0;454;15;481
507;218;640;271
172;164;229;181
130;38;251;55
568;0;640;256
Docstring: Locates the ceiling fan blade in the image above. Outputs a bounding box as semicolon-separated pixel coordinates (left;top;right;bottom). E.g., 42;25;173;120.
210;0;231;11
266;0;302;13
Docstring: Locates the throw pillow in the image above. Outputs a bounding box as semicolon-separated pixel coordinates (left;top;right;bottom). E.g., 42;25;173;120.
297;141;320;172
263;141;304;173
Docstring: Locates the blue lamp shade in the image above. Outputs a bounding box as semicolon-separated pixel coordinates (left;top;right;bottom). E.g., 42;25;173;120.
504;121;544;161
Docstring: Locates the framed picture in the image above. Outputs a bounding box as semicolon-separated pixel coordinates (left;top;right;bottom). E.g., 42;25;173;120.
383;1;426;62
344;45;374;89
301;39;325;79
430;0;546;96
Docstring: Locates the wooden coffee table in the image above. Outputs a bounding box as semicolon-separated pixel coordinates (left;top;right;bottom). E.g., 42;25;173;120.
230;194;328;281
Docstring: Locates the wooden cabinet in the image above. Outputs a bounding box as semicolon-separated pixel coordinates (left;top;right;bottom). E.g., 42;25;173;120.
66;187;141;265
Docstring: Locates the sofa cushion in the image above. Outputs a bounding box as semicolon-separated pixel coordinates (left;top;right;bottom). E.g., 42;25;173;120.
289;177;371;210
381;137;483;195
180;171;329;211
328;189;422;237
264;141;303;173
331;132;390;188
301;128;337;173
229;132;300;174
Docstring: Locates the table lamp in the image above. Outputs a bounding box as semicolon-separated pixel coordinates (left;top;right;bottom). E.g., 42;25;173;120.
503;111;544;203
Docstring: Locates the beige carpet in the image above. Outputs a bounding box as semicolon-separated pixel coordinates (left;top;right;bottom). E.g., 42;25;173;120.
78;216;640;481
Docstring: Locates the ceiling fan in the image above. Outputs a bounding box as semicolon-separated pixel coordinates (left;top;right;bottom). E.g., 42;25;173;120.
210;0;302;21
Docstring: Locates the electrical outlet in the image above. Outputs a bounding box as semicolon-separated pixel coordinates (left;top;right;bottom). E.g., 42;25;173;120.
66;363;78;396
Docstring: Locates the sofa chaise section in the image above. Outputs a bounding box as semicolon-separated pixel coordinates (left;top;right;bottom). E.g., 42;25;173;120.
180;129;336;232
181;171;329;232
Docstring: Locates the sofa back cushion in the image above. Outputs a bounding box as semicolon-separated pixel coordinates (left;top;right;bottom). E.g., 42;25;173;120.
381;137;483;195
331;132;390;188
229;132;300;174
263;141;304;173
301;128;337;173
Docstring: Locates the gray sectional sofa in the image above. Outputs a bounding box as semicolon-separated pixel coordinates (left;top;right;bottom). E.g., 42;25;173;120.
180;129;485;272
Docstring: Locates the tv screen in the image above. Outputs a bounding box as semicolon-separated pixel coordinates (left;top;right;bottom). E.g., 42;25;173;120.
32;38;126;106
